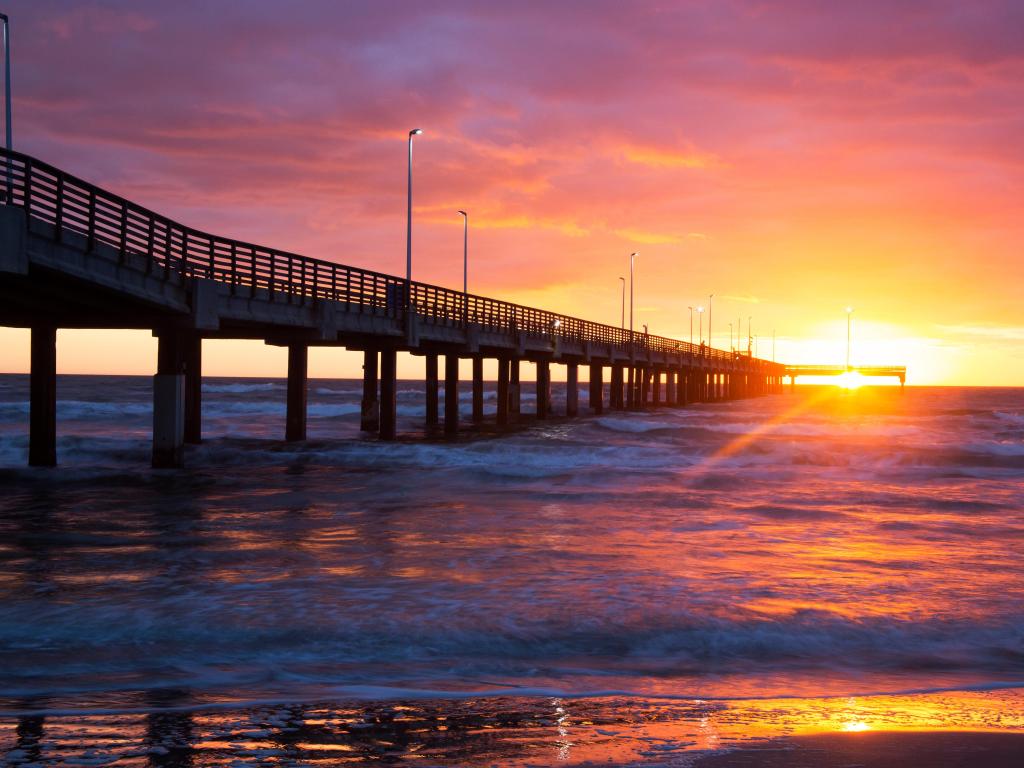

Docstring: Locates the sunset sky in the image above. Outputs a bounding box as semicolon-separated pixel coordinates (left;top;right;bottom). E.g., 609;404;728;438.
2;0;1022;384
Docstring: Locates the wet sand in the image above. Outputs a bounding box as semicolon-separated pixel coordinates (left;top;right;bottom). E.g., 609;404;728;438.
692;731;1024;767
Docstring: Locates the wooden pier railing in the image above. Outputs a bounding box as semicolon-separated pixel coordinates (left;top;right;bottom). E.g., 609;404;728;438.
1;147;751;364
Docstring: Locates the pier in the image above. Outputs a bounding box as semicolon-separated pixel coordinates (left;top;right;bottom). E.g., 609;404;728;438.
0;148;786;468
785;365;906;389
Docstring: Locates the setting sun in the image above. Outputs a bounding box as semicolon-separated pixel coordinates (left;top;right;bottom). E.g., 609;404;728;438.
836;371;866;390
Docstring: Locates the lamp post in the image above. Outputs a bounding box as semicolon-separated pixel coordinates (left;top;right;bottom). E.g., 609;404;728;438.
708;294;713;349
619;277;625;329
772;329;776;363
729;322;734;352
405;128;422;286
1;12;10;202
629;252;638;336
1;13;9;153
697;306;705;345
457;210;468;294
688;306;693;346
846;307;854;370
748;315;752;355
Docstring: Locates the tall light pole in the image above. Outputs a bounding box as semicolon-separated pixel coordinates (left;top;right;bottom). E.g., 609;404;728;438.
1;12;10;202
708;294;713;349
748;315;753;355
698;306;705;345
629;252;638;335
846;307;854;370
405;128;422;286
729;322;734;352
619;277;625;329
457;210;468;294
1;13;10;153
772;329;776;363
688;306;693;346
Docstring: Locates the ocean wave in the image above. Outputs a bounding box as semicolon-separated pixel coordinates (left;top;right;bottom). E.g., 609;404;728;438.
1;599;1021;701
203;382;282;394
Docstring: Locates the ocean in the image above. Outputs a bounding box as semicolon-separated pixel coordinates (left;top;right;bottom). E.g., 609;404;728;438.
1;375;1022;765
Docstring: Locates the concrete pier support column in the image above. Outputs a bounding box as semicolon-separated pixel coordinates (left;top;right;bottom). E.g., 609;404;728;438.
29;326;57;467
497;358;510;426
610;365;623;410
471;357;484;424
678;370;688;406
589;363;604;414
626;366;635;409
379;348;397;440
566;362;579;417
652;369;661;406
153;331;186;469
641;367;651;408
536;361;551;419
509;359;521;420
425;353;439;427
184;335;203;444
444;354;459;436
285;343;308;442
360;349;379;433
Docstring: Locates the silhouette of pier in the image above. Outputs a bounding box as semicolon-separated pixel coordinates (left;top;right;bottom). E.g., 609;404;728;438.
785;364;906;389
0;148;787;468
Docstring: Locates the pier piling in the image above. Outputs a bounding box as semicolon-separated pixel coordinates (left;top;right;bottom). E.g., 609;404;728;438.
444;354;459;436
29;325;57;467
153;331;186;469
360;350;379;433
285;343;308;442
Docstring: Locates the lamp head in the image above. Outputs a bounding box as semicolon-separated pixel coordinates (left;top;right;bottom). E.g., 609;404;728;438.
457;210;467;217
846;306;854;314
409;128;423;137
630;251;639;257
698;306;705;313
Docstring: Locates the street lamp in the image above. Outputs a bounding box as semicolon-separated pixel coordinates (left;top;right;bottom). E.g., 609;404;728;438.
708;294;713;349
846;307;854;370
697;306;705;345
629;252;638;336
729;322;733;352
457;210;468;295
1;12;10;202
688;306;693;346
1;13;10;153
405;128;422;286
619;277;625;329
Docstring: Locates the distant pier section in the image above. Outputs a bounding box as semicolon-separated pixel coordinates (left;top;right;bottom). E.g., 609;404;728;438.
1;148;787;468
785;364;907;389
